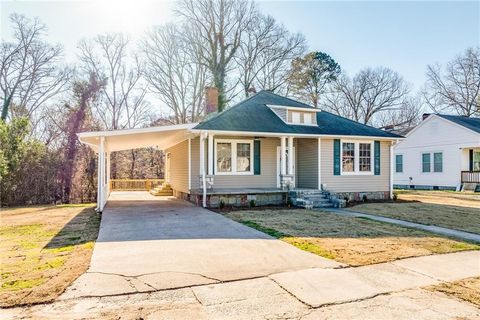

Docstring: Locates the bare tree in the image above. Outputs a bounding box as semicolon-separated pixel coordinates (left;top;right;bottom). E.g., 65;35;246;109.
376;95;423;130
235;13;306;97
424;47;480;116
62;74;104;203
142;24;207;124
78;33;150;130
0;14;70;121
324;67;410;125
288;51;340;107
175;0;255;111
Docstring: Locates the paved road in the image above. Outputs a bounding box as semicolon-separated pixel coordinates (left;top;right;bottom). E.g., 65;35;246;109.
62;192;339;298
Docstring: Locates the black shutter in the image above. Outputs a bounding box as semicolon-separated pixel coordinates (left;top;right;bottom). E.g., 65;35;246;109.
254;140;261;175
470;149;474;171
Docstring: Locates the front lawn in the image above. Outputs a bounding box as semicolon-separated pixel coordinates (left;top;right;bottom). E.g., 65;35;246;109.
350;191;480;234
0;204;100;307
224;209;480;267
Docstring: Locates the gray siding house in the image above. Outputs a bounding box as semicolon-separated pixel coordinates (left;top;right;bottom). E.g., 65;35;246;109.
79;90;402;211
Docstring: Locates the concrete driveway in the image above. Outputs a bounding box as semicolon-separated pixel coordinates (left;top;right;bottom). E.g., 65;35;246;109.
62;192;339;298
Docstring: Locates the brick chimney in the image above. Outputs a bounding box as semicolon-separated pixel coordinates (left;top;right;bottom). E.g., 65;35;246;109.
422;113;431;120
205;87;219;115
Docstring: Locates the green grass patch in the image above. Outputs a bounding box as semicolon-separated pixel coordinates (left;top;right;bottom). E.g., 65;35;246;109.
37;257;66;270
240;220;287;238
44;245;75;254
56;203;96;208
1;278;44;291
283;237;336;259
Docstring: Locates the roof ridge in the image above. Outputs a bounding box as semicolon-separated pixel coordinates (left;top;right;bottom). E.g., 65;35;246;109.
260;90;314;108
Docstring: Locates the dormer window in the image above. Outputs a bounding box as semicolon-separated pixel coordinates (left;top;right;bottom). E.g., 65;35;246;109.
292;112;301;124
303;113;312;125
267;104;320;126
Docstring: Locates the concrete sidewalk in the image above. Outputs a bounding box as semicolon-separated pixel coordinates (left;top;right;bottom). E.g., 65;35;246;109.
324;208;480;243
6;251;480;320
270;250;480;307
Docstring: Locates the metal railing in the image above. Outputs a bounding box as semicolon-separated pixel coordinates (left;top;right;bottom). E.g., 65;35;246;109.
110;179;164;191
461;171;480;184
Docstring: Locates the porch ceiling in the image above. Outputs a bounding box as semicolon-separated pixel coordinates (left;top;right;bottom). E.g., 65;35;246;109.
78;123;198;152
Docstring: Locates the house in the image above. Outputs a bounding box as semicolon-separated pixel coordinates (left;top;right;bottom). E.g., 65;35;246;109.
78;89;403;211
393;113;480;191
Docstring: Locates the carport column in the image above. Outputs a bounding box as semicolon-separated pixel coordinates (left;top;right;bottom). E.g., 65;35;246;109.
97;136;105;212
199;132;207;207
288;136;294;175
106;151;111;195
208;133;214;175
280;136;286;176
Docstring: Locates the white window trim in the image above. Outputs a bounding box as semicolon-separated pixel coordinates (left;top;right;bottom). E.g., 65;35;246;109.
340;140;374;175
214;139;254;175
395;153;403;174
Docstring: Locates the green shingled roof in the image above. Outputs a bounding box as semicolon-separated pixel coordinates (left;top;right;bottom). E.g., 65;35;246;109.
194;90;403;138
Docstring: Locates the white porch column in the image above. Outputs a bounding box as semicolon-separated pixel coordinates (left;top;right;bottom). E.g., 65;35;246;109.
280;136;286;176
390;141;395;199
106;151;111;196
317;138;322;190
208;133;214;175
199;132;207;207
97;137;105;212
288;136;294;175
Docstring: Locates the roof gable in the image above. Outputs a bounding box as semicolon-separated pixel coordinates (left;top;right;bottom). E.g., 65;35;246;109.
436;114;480;134
194;90;402;139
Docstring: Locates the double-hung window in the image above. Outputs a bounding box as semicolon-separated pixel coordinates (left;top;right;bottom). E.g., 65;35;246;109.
395;154;403;173
433;152;443;172
422;153;431;172
215;140;253;175
422;152;443;173
342;142;355;173
341;141;373;174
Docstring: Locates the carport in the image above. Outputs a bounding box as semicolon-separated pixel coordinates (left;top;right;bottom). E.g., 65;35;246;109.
77;123;197;212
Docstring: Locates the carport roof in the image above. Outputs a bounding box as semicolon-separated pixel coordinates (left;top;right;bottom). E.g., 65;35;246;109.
77;123;198;152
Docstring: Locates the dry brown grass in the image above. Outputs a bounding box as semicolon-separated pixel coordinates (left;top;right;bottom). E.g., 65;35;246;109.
427;277;480;307
0;204;100;307
225;209;480;267
350;191;480;234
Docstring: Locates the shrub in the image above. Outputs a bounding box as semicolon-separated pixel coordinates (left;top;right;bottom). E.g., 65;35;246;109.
249;199;256;207
219;199;225;209
362;194;368;202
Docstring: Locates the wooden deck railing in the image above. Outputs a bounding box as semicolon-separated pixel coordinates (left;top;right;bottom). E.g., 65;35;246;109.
110;179;164;191
461;171;480;184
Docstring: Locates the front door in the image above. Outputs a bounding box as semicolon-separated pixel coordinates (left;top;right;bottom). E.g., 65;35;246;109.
276;147;295;187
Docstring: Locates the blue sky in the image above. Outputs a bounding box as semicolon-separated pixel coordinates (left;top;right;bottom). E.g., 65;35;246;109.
1;0;479;92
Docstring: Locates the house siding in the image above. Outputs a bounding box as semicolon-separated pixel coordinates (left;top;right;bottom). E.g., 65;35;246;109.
191;136;280;190
165;139;189;193
394;116;479;188
320;138;390;192
296;138;318;189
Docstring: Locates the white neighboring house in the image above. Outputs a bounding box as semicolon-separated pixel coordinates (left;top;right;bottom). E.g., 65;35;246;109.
393;114;480;191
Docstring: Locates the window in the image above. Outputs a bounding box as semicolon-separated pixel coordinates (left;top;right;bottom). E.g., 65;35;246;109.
236;143;251;172
342;142;355;172
433;152;443;172
359;143;371;172
395;155;403;173
422;153;431;172
341;141;374;174
474;151;480;171
215;140;253;175
216;143;232;173
303;113;312;125
291;112;301;124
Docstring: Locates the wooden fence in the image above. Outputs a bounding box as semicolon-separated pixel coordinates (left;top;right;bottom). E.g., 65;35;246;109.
461;171;480;184
110;179;164;191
